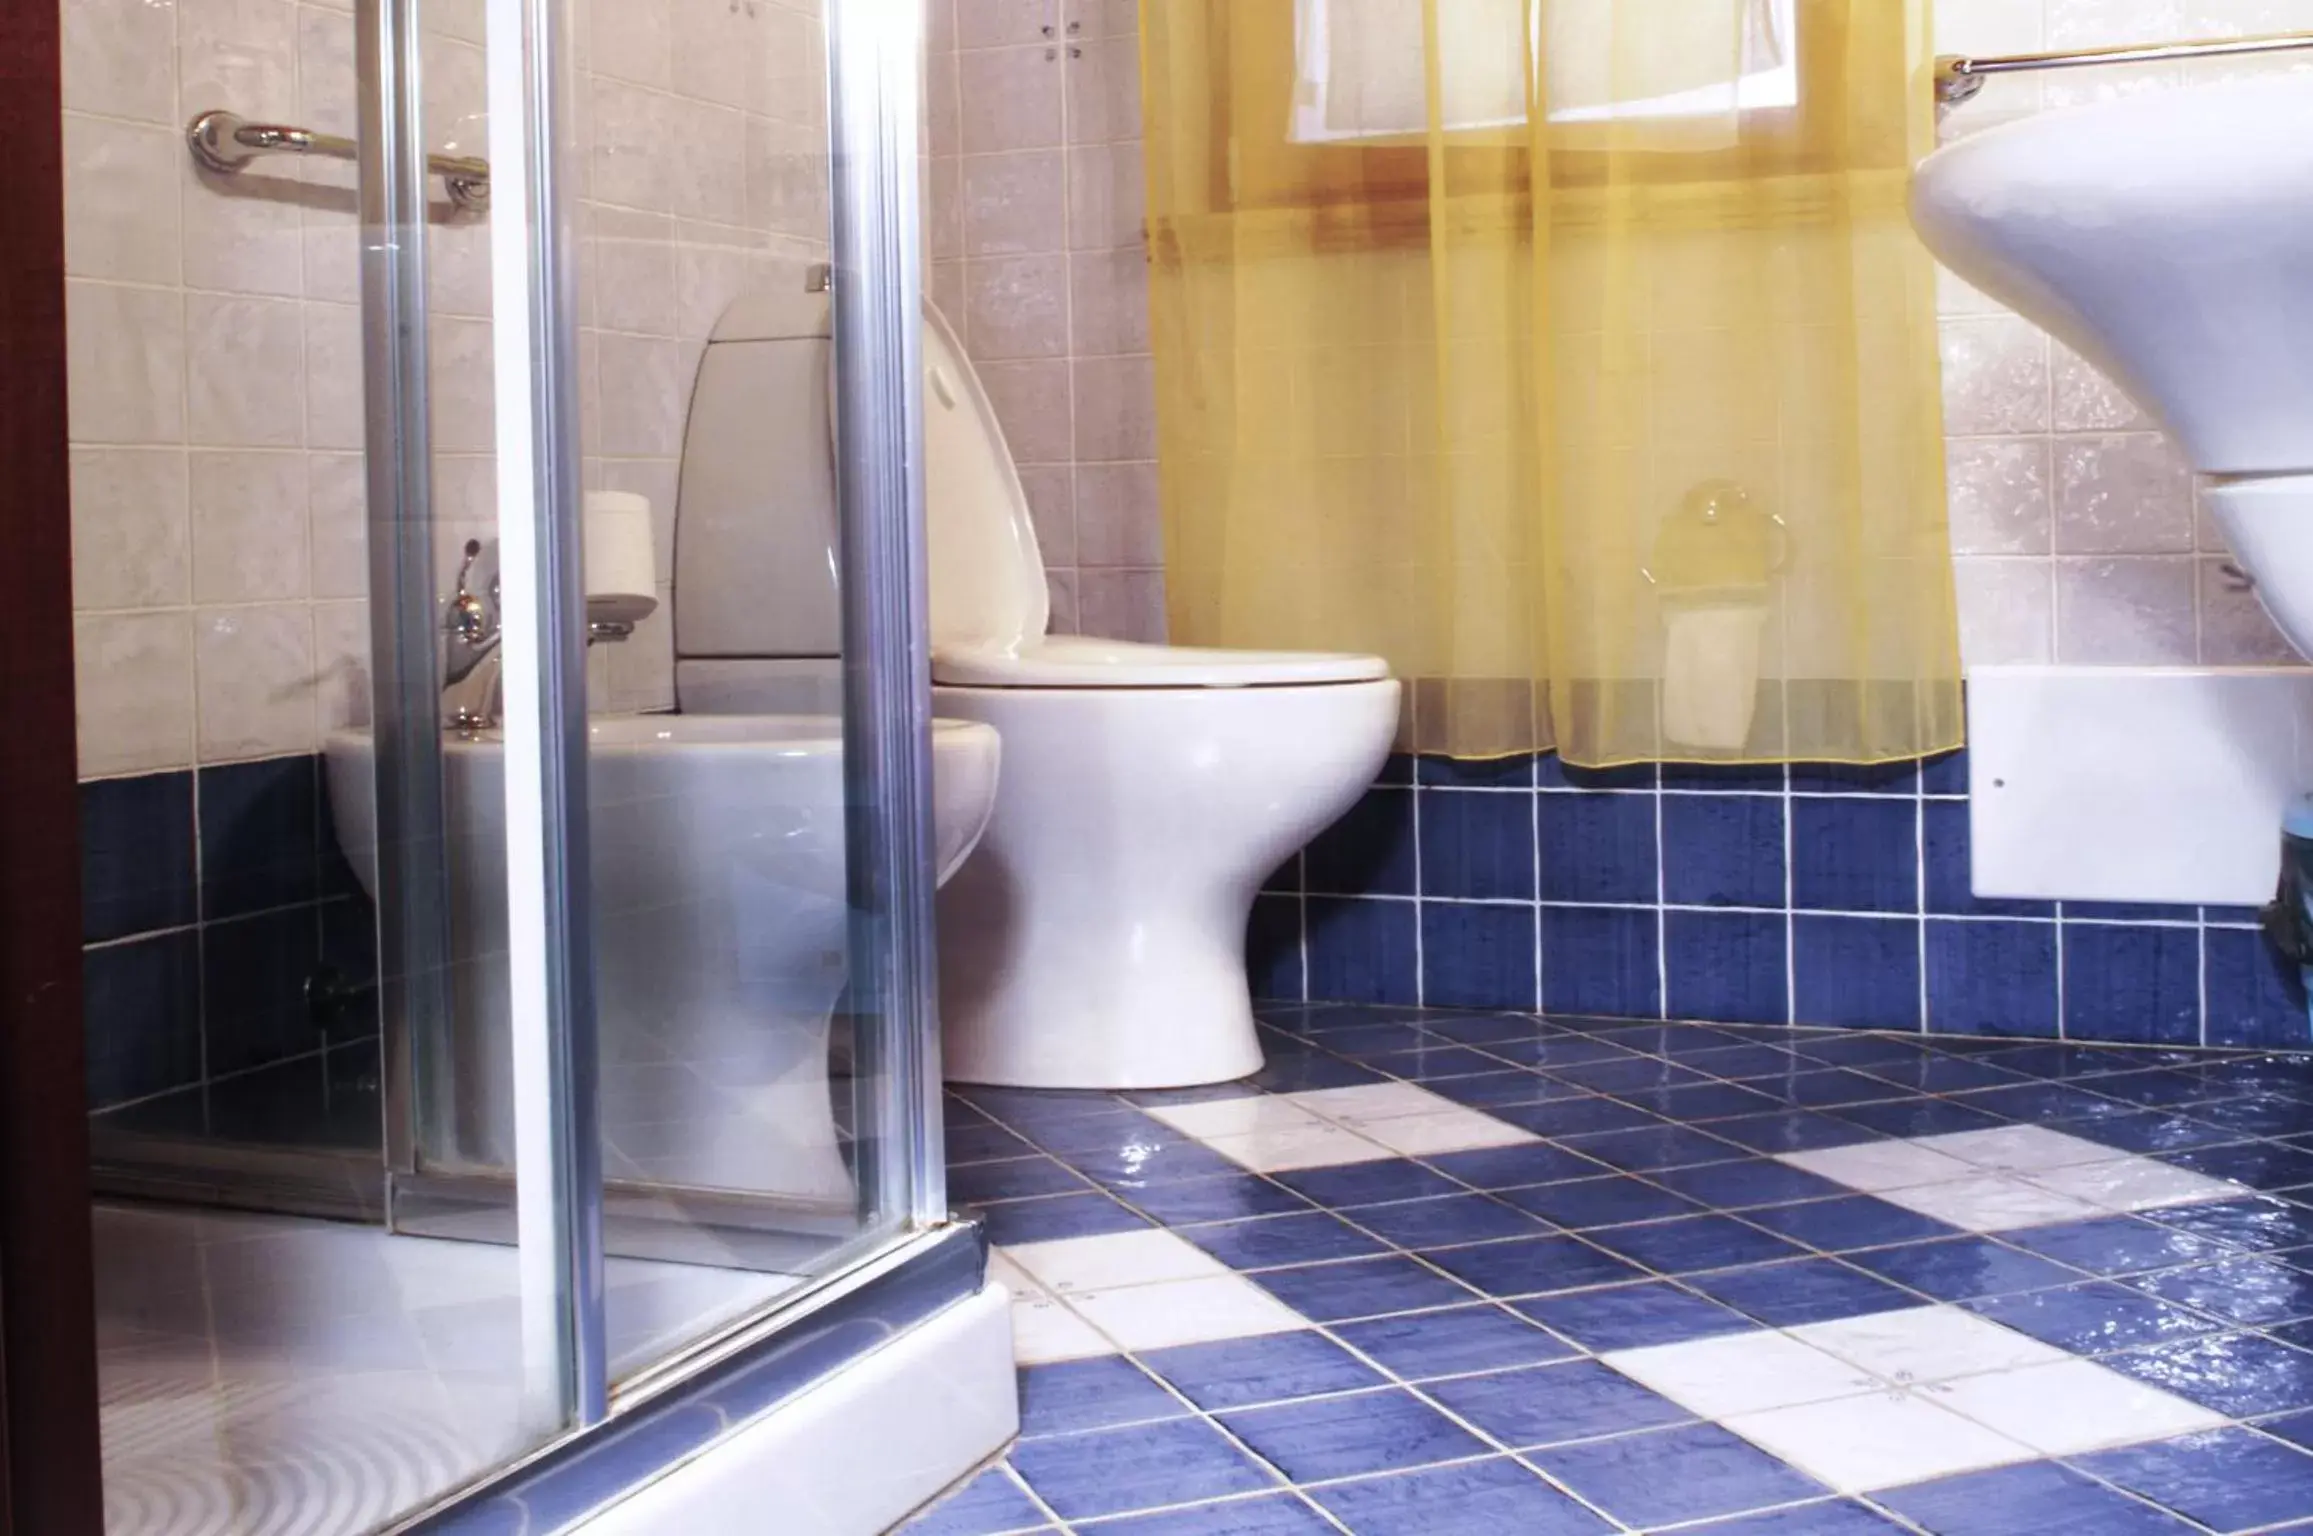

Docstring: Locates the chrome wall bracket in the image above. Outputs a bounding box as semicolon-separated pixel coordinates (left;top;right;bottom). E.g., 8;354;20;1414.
1937;30;2313;106
189;108;491;212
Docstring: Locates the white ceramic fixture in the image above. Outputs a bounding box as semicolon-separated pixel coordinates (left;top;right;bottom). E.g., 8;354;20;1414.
1909;73;2313;654
672;271;1400;1089
326;715;999;1202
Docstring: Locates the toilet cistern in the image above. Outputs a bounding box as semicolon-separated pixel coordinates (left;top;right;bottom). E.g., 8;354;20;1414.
1908;70;2313;655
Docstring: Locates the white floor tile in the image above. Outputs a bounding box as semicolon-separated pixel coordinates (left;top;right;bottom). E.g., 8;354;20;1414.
1922;1358;2228;1456
1603;1329;1885;1420
1146;1095;1332;1142
1356;1108;1538;1158
2024;1157;2246;1214
1775;1141;1981;1193
1010;1292;1120;1364
1288;1082;1459;1127
1065;1274;1309;1352
1723;1390;2039;1493
1200;1120;1394;1173
1873;1173;2107;1233
1911;1126;2140;1175
1788;1306;2070;1387
1000;1229;1233;1295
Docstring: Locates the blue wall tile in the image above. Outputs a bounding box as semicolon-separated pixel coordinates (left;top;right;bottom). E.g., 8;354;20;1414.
2062;923;2202;1046
1538;793;1657;905
1418;755;1533;788
1542;908;1659;1018
81;772;196;944
1920;749;1968;797
1538;759;1656;791
1789;761;1920;796
1791;799;1918;915
1306;788;1417;897
83;932;202;1109
1422;903;1537;1011
199;756;319;921
1664;911;1787;1026
1925;919;2059;1039
1923;801;2053;918
2204;928;2307;1050
1661;796;1784;909
1307;898;1420;1006
202;907;322;1077
1658;763;1786;794
1420;791;1536;901
1250;895;1306;1003
1791;915;1921;1030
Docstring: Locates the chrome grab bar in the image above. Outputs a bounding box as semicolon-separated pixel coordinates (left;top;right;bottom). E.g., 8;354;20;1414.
1937;30;2313;105
187;108;490;212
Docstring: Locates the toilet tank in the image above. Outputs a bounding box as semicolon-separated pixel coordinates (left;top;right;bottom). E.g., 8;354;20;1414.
672;282;842;663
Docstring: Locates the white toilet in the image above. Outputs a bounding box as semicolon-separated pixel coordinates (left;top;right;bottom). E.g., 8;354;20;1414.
672;274;1400;1090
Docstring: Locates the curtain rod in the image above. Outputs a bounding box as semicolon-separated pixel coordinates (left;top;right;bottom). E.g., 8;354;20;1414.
1936;29;2313;105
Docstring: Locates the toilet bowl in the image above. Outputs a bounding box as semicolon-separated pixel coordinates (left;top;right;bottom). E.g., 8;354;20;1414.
670;269;1399;1089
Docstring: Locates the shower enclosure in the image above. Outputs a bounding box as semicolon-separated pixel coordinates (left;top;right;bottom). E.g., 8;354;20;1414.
69;0;1001;1528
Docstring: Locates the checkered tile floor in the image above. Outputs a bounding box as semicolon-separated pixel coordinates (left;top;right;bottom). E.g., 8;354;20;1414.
901;1007;2313;1535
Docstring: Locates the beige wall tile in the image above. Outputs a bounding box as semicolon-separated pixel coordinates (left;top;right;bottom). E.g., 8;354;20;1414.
71;448;191;612
190;450;310;604
63;117;182;287
76;611;197;777
958;46;1065;154
64;0;179;124
187;295;308;448
2054;556;2199;664
68;281;186;446
196;602;317;760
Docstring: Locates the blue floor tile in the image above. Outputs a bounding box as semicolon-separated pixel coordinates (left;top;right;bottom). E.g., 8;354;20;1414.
1009;1418;1277;1522
1018;1358;1190;1439
951;1156;1093;1204
979;1193;1153;1246
1843;1236;2083;1301
2264;1407;2313;1452
1679;1506;1912;1535
1832;1097;2008;1139
1753;1068;1916;1109
1124;1175;1314;1226
1650;1158;1852;1210
907;1469;1049;1536
1683;1256;1924;1326
1488;1095;1666;1138
1555;1124;1748;1173
1421;1359;1692;1448
2171;1142;2313;1191
1251;1255;1475;1322
1139;1332;1386;1413
1583;1213;1811;1274
2130;1255;2313;1327
1217;1387;1490;1482
1515;1280;1755;1351
1271;1160;1462;1209
2076;1428;2313;1533
1701;1110;1881;1155
1741;1194;1959;1252
1527;1422;1830;1528
2159;1199;2313;1254
1074;1494;1338;1535
1331;1304;1580;1381
1179;1212;1390;1270
1418;1234;1647;1298
1344;1193;1551;1249
1678;1043;1809;1080
1875;1459;2204;1535
2107;1334;2313;1418
1306;1457;1613;1536
1967;1281;2220;1356
1498;1174;1706;1229
1427;1069;1594;1112
948;1120;1035;1164
2001;1215;2229;1277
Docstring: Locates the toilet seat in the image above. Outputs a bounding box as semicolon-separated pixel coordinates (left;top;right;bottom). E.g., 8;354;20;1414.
933;635;1389;689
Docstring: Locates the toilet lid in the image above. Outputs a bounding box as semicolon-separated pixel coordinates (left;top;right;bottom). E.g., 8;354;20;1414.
922;304;1049;652
933;635;1391;688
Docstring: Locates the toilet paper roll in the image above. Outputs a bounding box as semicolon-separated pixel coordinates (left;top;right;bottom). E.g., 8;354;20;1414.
584;490;655;597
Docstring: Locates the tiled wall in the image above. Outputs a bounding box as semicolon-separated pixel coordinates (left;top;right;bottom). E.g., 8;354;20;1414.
81;754;372;1111
1251;751;2311;1053
924;0;1165;643
1933;0;2311;667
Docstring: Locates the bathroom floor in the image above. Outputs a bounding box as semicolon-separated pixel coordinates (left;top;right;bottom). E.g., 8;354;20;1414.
94;1205;793;1536
905;1005;2313;1535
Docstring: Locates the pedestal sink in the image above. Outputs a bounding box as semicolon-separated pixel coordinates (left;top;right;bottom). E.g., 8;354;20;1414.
1911;73;2313;651
326;715;999;1208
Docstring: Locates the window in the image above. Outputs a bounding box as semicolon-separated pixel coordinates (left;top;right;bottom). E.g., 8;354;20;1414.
1289;0;1799;145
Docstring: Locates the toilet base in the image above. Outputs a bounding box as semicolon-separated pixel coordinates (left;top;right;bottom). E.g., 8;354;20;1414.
2208;473;2313;662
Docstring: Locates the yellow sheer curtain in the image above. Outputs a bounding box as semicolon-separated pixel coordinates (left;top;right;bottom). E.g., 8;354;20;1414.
1141;0;1961;765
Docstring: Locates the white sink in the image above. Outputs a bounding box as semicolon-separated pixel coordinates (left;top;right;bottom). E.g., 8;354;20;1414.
1911;73;2313;654
326;714;999;1207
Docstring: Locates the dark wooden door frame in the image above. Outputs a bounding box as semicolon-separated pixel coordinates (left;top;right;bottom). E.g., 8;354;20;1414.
0;0;107;1529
